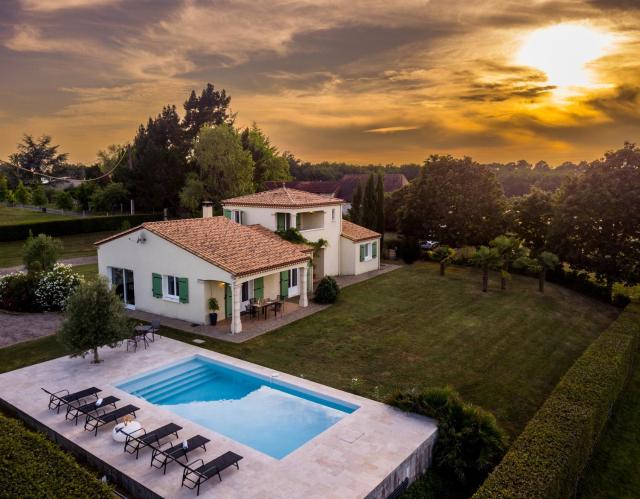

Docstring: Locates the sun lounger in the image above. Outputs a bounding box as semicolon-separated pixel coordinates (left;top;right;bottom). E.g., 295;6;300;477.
123;422;182;459
65;396;119;425
41;387;101;413
181;451;243;496
84;404;139;436
151;435;210;474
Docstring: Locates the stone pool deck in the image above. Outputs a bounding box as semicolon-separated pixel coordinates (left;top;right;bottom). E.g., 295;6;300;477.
0;336;437;498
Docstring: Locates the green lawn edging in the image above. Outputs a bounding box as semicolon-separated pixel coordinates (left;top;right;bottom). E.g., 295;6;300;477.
0;413;113;498
0;213;160;241
472;303;640;499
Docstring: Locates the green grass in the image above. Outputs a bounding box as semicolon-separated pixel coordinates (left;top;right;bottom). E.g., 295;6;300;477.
0;231;114;268
578;348;640;499
74;263;99;280
0;263;617;439
0;206;73;225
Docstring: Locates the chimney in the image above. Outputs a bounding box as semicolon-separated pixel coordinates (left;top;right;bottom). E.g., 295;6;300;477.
202;201;213;218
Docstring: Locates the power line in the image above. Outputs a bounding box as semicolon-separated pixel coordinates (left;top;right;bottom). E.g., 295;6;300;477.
0;148;129;183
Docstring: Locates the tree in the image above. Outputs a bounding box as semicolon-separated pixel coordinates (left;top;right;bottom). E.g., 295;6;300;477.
471;246;501;292
398;155;506;246
58;278;131;363
515;251;560;293
240;124;290;190
13;181;31;204
71;182;97;211
551;142;640;290
361;174;377;230
0;174;9;201
31;185;47;206
90;182;129;212
490;234;526;290
9;134;68;183
509;188;554;255
431;245;455;276
376;174;385;237
182;83;232;143
194;125;254;205
23;233;63;272
55;190;74;210
179;172;206;215
96;144;128;176
350;182;363;224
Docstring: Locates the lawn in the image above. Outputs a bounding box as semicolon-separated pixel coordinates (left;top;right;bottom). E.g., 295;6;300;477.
0;263;617;438
578;349;640;499
74;263;99;280
0;232;114;268
0;205;73;225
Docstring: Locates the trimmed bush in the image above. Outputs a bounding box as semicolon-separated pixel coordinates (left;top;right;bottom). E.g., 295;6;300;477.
0;213;160;242
0;413;112;498
390;387;508;495
473;304;640;499
314;275;340;304
0;272;41;312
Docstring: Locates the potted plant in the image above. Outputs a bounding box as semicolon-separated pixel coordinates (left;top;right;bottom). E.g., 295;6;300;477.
208;297;219;325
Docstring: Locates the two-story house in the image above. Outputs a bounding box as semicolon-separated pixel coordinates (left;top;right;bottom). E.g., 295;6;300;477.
96;187;380;333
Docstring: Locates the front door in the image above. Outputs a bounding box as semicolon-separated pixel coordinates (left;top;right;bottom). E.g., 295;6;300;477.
288;268;299;297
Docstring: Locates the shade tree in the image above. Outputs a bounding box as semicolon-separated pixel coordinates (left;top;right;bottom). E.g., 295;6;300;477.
490;234;527;291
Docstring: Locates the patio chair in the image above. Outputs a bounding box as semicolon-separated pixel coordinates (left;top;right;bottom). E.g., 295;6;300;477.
275;295;285;317
65;395;119;425
181;451;243;496
41;386;101;414
150;319;161;341
126;332;149;352
124;422;182;459
84;404;140;436
150;435;210;474
248;298;258;319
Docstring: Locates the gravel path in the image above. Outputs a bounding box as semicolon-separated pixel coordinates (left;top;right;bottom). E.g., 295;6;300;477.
0;310;63;347
0;256;98;276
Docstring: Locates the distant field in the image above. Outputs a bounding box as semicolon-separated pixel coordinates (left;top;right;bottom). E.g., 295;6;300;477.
74;263;99;280
0;206;73;225
0;232;114;268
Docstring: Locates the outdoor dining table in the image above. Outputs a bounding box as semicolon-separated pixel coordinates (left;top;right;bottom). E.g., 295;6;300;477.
133;325;154;344
251;300;280;320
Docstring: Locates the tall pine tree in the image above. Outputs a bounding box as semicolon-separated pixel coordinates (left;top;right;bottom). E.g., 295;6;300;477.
376;174;385;239
350;182;363;224
362;174;377;230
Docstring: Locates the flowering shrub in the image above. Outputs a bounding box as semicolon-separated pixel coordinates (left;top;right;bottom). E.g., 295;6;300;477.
0;271;41;312
35;264;83;311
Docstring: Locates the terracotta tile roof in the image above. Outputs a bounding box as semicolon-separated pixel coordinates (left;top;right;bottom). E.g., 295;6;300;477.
96;217;310;277
341;220;381;242
263;180;340;195
222;187;343;208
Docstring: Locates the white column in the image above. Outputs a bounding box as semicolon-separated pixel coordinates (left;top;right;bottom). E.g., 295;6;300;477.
231;281;243;334
299;266;308;307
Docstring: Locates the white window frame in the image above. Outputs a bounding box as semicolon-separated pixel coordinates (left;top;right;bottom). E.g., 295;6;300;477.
363;243;373;262
231;210;242;224
164;275;180;302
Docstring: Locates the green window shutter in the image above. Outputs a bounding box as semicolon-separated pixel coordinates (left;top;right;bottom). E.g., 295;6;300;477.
225;284;232;318
178;277;189;303
223;209;232;219
277;213;286;231
279;271;289;298
372;242;377;258
359;244;365;262
296;213;301;228
254;277;264;299
240;211;245;225
152;273;162;298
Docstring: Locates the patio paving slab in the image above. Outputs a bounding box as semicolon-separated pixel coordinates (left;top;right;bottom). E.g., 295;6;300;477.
0;335;436;498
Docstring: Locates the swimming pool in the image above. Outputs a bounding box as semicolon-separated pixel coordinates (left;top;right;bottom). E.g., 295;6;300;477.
117;355;358;459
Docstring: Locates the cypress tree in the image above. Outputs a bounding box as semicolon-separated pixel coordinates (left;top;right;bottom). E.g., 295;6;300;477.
376;174;385;236
362;174;377;230
350;182;363;224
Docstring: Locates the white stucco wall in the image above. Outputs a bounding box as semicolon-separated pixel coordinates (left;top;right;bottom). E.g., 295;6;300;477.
97;229;232;325
340;237;381;276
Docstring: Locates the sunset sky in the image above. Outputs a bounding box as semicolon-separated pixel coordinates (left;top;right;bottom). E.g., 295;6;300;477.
0;0;638;166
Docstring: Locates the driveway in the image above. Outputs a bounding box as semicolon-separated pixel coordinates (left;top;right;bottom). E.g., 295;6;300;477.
0;310;63;347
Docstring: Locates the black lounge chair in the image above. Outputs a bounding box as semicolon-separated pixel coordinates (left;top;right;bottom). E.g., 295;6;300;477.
151;435;210;474
65;396;119;425
84;404;139;436
182;451;243;496
124;423;182;459
41;387;101;413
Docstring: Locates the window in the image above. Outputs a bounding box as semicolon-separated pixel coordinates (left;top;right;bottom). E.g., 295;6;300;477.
276;212;291;231
289;268;298;287
241;281;250;302
331;208;336;221
363;244;370;261
166;275;180;299
224;209;245;224
109;267;135;308
359;241;378;262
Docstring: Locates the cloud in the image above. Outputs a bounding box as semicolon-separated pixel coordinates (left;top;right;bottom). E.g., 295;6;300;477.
19;0;120;11
365;126;421;134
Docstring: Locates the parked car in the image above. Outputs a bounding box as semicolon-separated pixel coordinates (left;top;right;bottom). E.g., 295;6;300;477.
419;240;439;250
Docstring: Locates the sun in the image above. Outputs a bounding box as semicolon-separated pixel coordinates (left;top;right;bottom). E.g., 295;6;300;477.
516;23;613;91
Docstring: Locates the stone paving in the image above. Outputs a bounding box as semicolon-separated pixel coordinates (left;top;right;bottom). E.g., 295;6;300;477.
129;264;400;344
0;336;437;498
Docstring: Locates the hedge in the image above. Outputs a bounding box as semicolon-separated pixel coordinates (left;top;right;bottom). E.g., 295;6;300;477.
0;213;161;241
0;413;113;498
473;303;640;499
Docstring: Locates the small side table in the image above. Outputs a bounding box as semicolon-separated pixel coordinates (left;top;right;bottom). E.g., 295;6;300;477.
112;421;141;442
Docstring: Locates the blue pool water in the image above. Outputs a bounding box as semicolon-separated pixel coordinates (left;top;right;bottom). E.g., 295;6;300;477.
117;355;358;459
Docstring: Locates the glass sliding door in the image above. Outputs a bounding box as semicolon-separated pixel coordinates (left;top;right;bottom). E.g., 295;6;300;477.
124;269;135;307
110;267;135;309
